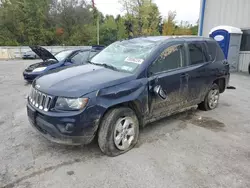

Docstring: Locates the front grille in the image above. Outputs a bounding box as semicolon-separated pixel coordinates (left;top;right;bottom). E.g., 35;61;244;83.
29;86;53;111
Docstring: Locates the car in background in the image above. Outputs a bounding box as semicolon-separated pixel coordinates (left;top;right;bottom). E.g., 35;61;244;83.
22;50;39;59
27;36;230;156
23;45;105;82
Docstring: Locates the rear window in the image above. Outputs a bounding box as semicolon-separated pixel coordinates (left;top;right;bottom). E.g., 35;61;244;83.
188;42;208;65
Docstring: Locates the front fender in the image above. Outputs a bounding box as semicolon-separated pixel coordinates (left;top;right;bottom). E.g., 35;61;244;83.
94;78;149;119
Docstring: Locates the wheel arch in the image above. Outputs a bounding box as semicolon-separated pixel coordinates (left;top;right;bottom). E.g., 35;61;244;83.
98;100;144;129
213;77;226;93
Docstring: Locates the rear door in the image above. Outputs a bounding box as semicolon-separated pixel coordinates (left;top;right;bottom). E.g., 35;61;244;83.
147;42;189;119
185;41;211;104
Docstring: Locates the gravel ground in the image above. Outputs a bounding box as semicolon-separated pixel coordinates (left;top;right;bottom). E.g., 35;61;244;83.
0;60;250;188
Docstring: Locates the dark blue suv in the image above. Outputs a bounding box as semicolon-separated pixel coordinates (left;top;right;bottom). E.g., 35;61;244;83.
27;36;230;156
23;45;104;81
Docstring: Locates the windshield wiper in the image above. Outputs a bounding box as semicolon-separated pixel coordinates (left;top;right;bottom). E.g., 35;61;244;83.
99;63;119;71
87;61;119;71
87;60;95;65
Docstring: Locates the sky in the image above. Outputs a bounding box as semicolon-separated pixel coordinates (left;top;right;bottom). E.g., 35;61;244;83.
94;0;201;25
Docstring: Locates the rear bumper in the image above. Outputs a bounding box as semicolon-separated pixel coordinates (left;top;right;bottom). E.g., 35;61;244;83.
27;103;98;145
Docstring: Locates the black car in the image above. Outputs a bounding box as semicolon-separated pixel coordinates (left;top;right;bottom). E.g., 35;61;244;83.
23;45;105;81
27;36;230;156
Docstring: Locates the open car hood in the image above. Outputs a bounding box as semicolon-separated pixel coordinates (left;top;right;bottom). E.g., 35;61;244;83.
30;46;58;62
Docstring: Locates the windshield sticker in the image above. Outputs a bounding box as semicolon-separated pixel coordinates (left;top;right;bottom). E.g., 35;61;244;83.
125;57;144;64
121;66;133;71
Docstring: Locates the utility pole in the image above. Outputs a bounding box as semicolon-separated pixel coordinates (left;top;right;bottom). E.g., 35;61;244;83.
92;0;99;45
97;12;99;45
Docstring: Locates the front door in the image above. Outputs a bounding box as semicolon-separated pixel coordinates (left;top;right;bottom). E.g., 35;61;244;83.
147;42;189;120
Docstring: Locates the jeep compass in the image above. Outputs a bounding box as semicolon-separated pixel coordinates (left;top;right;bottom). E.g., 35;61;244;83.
27;36;230;156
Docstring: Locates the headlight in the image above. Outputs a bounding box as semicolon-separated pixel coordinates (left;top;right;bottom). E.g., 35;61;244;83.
32;67;47;72
55;97;88;111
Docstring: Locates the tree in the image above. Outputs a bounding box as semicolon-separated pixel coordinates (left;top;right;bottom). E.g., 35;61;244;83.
99;15;118;45
162;11;176;35
0;0;198;46
119;0;161;36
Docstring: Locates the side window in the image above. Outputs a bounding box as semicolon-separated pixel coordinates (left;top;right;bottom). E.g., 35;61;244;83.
188;42;208;65
150;44;185;74
71;51;90;63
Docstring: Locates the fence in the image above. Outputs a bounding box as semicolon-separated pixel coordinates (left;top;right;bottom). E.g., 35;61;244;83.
0;46;90;59
239;51;250;72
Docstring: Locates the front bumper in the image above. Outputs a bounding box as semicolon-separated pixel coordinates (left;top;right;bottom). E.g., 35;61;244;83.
27;103;98;145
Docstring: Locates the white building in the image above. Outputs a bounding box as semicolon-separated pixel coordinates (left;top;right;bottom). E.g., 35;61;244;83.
198;0;250;72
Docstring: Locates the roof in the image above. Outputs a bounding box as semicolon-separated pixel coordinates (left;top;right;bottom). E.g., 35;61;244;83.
127;36;212;43
209;26;243;34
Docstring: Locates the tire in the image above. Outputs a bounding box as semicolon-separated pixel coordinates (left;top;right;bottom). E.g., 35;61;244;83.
248;64;250;74
98;107;139;156
198;83;220;111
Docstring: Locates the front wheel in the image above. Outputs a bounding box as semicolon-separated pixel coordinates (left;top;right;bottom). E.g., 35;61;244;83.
198;83;220;111
98;107;139;156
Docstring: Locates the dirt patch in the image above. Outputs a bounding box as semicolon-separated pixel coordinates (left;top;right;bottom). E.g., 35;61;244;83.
67;171;75;176
184;114;225;132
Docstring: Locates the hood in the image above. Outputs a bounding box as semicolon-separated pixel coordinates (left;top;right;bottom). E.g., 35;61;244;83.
25;59;59;72
30;46;58;61
34;64;135;97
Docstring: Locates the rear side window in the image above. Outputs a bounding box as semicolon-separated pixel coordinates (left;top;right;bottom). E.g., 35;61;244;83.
206;41;217;61
188;42;208;65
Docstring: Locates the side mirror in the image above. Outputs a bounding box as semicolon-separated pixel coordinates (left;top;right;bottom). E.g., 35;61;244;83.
154;85;167;100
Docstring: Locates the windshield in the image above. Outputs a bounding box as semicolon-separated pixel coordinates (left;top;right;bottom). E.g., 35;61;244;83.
54;50;73;61
91;39;159;73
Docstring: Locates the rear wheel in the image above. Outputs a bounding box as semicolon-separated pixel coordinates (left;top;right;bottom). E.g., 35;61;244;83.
98;107;139;156
198;83;220;111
